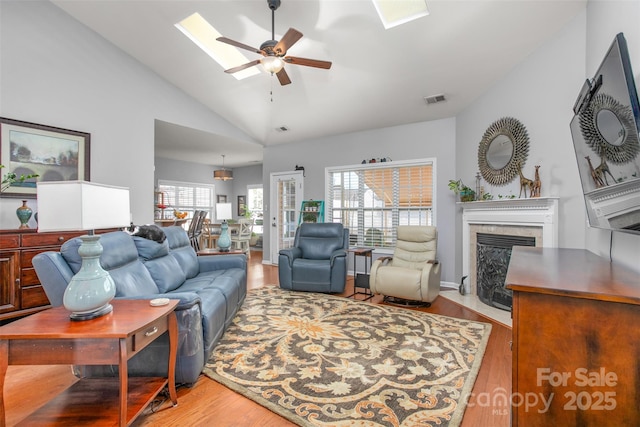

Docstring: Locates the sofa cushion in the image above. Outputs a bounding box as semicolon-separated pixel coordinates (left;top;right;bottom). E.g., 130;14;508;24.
61;232;159;297
164;226;200;279
133;236;187;293
134;235;170;260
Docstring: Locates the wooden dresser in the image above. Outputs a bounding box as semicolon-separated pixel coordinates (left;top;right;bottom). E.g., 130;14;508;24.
506;247;640;426
0;228;115;323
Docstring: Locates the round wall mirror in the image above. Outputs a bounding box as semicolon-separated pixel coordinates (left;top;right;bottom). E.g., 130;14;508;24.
579;93;640;164
478;117;530;186
486;134;514;169
596;109;625;146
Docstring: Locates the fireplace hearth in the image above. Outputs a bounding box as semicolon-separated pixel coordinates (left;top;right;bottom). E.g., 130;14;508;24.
476;233;535;310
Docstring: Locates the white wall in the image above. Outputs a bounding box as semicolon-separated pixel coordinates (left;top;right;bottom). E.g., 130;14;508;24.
455;10;588;280
263;118;458;283
0;0;256;229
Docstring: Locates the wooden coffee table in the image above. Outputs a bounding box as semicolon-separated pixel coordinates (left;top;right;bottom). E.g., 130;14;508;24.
0;299;178;426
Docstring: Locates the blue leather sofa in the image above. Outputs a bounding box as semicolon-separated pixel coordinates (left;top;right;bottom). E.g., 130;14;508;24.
32;226;247;385
278;223;349;293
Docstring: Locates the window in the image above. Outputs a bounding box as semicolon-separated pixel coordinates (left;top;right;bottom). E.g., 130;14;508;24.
247;185;263;234
326;159;435;249
158;180;215;224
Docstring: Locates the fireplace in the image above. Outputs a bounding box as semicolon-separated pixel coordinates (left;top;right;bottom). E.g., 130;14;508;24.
461;197;559;297
476;233;535;310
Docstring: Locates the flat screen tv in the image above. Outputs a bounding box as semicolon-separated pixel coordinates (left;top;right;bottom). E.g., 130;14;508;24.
570;32;640;234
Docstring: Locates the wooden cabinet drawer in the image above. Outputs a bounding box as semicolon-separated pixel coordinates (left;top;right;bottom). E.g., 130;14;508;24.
21;268;40;287
132;316;168;353
0;234;20;249
21;232;84;248
21;249;50;269
21;285;50;309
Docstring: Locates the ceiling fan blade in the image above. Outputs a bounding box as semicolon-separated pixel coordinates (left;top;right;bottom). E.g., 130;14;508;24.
276;68;292;86
274;28;303;55
284;56;332;69
224;59;261;74
217;37;263;55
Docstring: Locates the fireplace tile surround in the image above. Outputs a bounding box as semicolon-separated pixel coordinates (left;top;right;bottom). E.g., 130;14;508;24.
461;197;559;297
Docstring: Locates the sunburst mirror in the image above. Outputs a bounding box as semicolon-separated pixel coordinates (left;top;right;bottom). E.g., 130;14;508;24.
579;92;640;164
478;117;530;186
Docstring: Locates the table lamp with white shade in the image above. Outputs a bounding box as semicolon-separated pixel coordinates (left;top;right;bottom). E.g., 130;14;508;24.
216;202;233;252
37;181;130;320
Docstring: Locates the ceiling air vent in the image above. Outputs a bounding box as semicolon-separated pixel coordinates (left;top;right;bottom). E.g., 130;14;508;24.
424;94;446;105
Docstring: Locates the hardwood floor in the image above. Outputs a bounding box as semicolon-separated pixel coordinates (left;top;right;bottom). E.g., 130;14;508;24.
4;250;511;426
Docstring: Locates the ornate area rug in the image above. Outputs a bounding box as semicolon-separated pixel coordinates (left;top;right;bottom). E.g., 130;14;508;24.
203;287;492;426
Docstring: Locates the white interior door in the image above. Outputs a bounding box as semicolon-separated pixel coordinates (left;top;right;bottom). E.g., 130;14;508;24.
269;171;303;264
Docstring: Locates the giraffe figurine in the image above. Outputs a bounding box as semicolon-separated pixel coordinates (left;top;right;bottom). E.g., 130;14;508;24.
594;152;616;186
531;165;541;198
517;162;534;198
585;156;604;188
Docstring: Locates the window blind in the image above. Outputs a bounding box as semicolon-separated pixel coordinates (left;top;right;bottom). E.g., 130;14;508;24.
327;160;434;249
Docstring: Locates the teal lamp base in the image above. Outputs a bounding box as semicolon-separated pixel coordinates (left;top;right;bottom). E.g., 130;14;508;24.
217;221;232;252
63;234;116;321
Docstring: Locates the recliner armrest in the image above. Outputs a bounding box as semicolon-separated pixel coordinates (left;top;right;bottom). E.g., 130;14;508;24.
427;259;439;264
329;249;347;266
279;247;302;266
377;256;393;265
33;252;75;307
198;254;246;272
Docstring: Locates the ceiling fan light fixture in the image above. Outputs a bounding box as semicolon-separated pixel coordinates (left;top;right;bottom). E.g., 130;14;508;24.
261;56;285;74
214;154;233;180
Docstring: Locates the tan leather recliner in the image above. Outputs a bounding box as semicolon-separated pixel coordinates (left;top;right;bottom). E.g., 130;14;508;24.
369;226;441;305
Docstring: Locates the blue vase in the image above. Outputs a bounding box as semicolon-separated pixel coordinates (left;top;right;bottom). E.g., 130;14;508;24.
16;200;33;229
217;221;232;251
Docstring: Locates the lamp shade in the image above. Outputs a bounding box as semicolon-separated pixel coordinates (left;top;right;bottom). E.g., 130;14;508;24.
216;202;233;221
37;181;130;232
214;169;233;181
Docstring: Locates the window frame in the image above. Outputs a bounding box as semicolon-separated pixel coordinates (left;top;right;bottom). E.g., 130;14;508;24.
325;158;437;249
157;179;216;223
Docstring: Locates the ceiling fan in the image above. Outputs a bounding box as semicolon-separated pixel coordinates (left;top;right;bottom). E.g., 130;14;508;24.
216;0;332;86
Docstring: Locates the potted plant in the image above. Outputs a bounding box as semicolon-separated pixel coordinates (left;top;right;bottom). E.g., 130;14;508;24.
448;179;476;202
0;164;39;193
304;200;319;212
302;212;317;223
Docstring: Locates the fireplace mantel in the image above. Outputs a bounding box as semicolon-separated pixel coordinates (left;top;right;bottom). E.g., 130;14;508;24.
460;197;559;294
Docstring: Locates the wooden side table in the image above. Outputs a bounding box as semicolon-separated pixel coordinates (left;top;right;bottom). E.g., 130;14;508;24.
0;299;179;426
197;248;245;256
347;247;374;301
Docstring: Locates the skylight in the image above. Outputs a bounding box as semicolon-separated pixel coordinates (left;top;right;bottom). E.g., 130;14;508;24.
175;13;260;80
371;0;429;29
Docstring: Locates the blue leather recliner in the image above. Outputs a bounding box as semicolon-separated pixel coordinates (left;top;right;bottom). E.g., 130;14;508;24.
278;223;349;293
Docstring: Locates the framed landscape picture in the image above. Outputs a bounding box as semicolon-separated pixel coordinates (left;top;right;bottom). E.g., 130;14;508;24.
0;117;90;198
238;195;247;216
217;194;227;203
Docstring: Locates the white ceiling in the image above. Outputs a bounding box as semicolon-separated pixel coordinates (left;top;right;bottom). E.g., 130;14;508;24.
51;0;586;168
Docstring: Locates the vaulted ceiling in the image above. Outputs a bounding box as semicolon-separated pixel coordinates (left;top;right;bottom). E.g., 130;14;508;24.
51;0;586;167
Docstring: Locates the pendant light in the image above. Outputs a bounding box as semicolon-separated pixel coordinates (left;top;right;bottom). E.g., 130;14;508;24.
214;154;233;181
